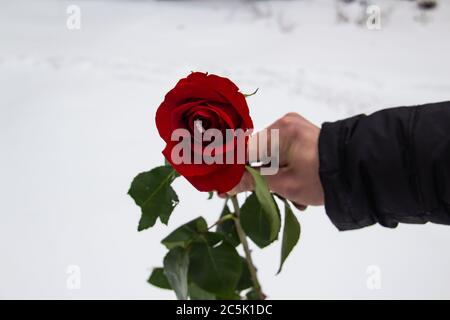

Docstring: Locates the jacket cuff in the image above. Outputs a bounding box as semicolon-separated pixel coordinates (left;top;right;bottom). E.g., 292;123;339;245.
318;116;376;231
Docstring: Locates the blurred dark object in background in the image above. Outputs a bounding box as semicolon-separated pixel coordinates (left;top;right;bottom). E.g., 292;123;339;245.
417;0;437;10
337;0;437;10
159;0;438;11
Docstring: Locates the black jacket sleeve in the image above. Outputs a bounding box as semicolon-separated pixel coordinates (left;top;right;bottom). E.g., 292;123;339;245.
319;101;450;231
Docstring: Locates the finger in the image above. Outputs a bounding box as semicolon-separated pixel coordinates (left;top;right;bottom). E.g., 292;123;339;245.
292;202;307;211
228;167;291;195
273;193;307;211
247;129;281;166
247;120;293;168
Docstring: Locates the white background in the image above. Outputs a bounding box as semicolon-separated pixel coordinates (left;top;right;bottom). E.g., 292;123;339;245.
1;0;450;299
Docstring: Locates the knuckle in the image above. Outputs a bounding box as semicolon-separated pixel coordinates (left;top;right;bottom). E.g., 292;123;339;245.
284;121;301;140
277;116;292;128
283;112;301;119
278;113;302;138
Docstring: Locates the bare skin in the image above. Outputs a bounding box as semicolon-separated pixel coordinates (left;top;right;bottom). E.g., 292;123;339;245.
221;112;325;209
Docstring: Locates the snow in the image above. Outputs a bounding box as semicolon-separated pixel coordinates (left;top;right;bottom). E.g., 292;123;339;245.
1;0;450;299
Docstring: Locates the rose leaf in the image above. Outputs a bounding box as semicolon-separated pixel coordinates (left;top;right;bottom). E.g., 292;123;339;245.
163;247;189;300
236;256;253;292
277;199;301;274
128;165;179;231
216;204;240;247
148;267;171;290
188;283;216;300
240;192;279;248
188;241;242;296
245;166;281;242
161;217;208;250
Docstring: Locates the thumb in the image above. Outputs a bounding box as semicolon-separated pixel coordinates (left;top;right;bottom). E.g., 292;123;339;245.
224;171;308;211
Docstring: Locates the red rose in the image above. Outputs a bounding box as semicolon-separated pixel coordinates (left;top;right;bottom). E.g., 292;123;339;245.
155;72;253;193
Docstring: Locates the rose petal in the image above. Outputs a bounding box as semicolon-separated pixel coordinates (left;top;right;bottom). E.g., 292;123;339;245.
184;163;245;193
164;82;226;107
163;144;219;177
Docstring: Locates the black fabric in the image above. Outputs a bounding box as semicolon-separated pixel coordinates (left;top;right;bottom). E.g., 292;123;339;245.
319;101;450;231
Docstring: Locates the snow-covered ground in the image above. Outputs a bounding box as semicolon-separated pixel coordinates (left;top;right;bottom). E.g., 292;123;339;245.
1;0;450;299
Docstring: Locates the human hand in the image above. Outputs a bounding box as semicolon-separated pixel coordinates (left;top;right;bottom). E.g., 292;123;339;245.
223;113;324;209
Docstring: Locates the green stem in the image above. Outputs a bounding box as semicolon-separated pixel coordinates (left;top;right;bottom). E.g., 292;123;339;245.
229;195;265;300
207;213;235;230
